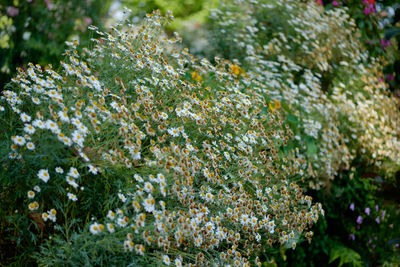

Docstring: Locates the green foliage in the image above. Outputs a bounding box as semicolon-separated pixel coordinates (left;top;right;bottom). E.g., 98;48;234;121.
121;0;218;29
0;0;112;91
329;245;362;267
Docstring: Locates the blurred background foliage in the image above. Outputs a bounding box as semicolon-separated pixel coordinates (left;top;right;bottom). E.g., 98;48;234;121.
0;0;113;92
121;0;218;30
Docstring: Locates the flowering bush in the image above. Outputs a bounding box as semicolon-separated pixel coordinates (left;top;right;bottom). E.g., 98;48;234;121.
0;9;323;265
206;0;400;186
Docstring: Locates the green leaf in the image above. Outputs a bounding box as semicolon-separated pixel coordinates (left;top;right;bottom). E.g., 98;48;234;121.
287;113;299;127
306;136;317;156
385;27;400;40
329;245;363;267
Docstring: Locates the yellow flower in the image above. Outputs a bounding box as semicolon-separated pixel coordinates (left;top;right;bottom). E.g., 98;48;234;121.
230;64;240;76
269;100;281;112
191;71;202;82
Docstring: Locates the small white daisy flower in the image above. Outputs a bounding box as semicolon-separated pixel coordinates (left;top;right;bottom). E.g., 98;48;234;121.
26;142;35;150
38;169;50;183
67;193;78;201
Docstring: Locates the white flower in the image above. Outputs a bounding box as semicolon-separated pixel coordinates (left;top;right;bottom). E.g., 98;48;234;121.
143;182;154;193
168;127;180;137
89;223;101;234
118;193;127;202
67;193;78;201
157;173;165;183
48;209;57;222
27;190;35;199
12;135;26;146
117;217;128;227
134;174;144;182
107;210;115;220
24;124;35;134
241;214;249;225
66;176;79;188
163;255;171;265
38;169;50;183
33;185;41;192
72;130;84;147
28;201;39;211
26;142;35;150
160;112;168;120
55;167;64;174
107;223;115;233
224;151;231;161
46;120;60;134
33;119;46;129
88;164;99;175
61;136;73;146
20;112;31;122
32;97;41;105
68;167;80;178
205;192;214;202
143;194;155;213
57;111;70;123
255;233;261;242
175;258;182;267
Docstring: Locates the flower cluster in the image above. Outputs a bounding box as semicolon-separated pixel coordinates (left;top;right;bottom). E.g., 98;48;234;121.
0;9;323;266
331;63;400;177
207;0;400;186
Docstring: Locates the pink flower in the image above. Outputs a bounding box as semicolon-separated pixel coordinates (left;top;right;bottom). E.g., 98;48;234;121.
332;1;339;6
45;0;53;10
86;17;93;25
315;0;323;5
6;6;19;17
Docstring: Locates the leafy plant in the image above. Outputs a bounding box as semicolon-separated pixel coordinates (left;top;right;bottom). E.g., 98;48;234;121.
329;245;363;267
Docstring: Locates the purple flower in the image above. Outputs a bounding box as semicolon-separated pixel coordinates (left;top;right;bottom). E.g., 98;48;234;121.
375;205;379;212
381;39;393;49
364;7;371;15
357;215;363;224
375;217;380;224
6;6;19;17
386;75;394;81
381;210;385;220
350;203;355;211
332;1;339;6
365;207;370;216
349;233;355;241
